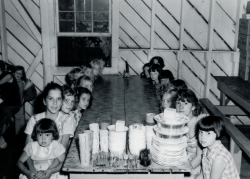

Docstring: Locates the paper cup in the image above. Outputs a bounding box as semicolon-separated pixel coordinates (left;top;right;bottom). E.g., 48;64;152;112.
84;130;93;151
89;123;99;130
146;113;156;124
79;133;89;143
100;122;110;130
80;149;90;166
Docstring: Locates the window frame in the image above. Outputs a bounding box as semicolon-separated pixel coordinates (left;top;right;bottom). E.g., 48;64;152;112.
52;0;116;73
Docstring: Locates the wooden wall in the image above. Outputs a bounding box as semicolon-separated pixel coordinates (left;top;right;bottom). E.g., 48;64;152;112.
0;0;249;123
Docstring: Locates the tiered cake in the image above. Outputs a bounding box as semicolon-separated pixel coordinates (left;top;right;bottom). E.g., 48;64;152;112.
151;108;189;166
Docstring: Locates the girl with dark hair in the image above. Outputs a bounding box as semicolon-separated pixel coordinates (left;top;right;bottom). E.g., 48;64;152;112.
17;118;66;179
173;89;207;177
149;56;165;68
196;116;239;179
24;82;75;173
71;87;92;129
140;63;151;78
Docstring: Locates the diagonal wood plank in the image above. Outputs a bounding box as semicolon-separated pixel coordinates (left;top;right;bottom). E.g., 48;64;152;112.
26;48;42;79
20;0;40;27
5;0;37;41
10;0;41;44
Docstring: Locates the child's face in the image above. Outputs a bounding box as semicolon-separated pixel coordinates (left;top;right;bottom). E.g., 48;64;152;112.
92;64;101;76
162;92;172;109
84;68;93;77
150;71;159;81
80;80;93;92
153;59;159;64
198;130;217;148
176;99;195;118
37;133;53;147
78;93;90;110
74;71;84;80
43;89;62;115
14;70;23;81
161;78;170;86
61;95;75;114
144;66;150;78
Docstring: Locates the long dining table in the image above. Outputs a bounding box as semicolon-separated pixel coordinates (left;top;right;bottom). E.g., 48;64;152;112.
62;75;193;179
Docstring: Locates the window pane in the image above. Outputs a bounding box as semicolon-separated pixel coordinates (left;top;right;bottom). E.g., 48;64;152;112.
76;21;92;32
59;0;74;11
93;21;108;33
59;12;74;20
59;21;75;32
76;12;91;21
58;37;111;67
76;0;91;11
93;0;109;11
93;12;108;20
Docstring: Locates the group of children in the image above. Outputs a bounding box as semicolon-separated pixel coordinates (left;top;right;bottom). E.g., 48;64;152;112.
16;59;105;179
142;56;240;179
15;55;240;179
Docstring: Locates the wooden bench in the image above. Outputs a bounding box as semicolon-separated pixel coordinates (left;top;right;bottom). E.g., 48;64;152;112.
199;98;250;174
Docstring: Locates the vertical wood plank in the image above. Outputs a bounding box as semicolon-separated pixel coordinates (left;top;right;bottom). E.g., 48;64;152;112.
204;0;215;98
103;0;119;74
0;0;8;62
177;0;185;79
40;0;53;85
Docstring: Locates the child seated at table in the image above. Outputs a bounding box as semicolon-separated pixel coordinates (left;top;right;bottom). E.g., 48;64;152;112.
76;75;93;92
17;118;66;179
160;88;178;112
158;69;175;96
65;67;85;88
148;64;162;86
140;63;151;78
71;87;92;129
83;64;95;82
173;89;206;177
149;56;165;69
61;85;75;115
195;116;240;179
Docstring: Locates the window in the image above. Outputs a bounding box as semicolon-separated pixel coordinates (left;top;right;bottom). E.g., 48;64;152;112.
56;0;111;67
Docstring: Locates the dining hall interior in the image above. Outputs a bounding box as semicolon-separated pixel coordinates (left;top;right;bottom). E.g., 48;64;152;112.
0;0;250;179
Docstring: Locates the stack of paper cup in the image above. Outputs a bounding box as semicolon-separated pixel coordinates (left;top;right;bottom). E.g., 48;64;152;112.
146;125;156;150
89;123;100;154
83;130;93;152
100;130;109;152
107;125;128;155
79;133;90;166
129;124;146;156
100;122;110;130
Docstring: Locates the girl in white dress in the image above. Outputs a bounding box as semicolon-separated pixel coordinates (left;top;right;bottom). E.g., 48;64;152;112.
17;118;66;179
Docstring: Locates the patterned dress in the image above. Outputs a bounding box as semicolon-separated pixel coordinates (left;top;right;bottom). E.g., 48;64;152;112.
19;141;67;179
202;141;240;179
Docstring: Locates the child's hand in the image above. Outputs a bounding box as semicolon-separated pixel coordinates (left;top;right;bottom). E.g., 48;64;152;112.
33;170;45;179
43;169;53;179
27;170;37;179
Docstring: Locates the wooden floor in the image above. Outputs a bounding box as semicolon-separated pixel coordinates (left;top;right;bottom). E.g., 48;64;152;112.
0;75;250;178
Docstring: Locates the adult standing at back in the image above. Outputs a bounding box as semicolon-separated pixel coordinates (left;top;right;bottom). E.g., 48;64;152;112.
0;61;21;149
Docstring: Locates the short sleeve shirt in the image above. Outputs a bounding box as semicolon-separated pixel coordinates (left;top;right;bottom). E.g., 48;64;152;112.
24;140;65;161
24;112;75;143
202;141;240;179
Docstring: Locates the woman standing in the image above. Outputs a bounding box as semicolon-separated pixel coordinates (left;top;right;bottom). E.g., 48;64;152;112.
0;62;21;149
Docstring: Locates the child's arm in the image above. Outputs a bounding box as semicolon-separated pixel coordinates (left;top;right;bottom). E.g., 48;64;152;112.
16;151;37;179
190;145;202;168
25;135;36;171
43;153;66;179
210;158;226;179
61;134;70;150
